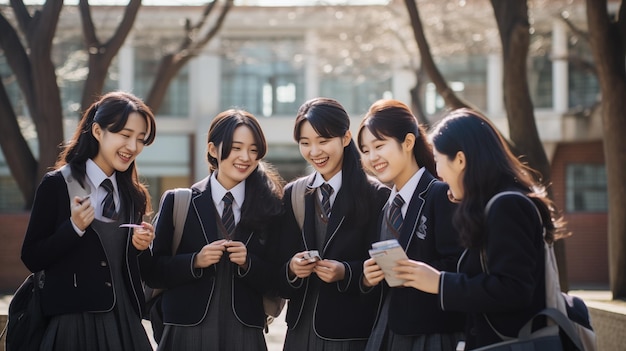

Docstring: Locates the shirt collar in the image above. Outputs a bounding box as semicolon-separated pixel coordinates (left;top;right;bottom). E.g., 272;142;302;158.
210;171;245;208
86;159;118;192
311;171;342;193
389;167;425;207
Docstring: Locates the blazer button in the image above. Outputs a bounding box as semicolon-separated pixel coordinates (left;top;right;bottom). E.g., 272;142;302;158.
100;261;107;267
105;282;112;287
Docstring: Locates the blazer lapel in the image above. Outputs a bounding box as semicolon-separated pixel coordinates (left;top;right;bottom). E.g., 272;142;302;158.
399;171;437;250
191;177;218;245
301;174;317;250
321;188;346;255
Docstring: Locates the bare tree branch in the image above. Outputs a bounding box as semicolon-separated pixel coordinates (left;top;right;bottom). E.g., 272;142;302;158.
79;0;142;111
0;11;35;109
558;14;589;42
146;0;233;113
404;0;470;110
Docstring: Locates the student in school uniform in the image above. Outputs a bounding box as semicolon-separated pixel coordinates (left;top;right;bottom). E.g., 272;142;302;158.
145;109;284;351
358;99;465;351
392;108;566;349
21;91;157;351
277;97;390;351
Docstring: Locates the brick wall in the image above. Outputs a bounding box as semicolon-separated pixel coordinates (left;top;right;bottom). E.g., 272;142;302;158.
0;213;31;293
551;141;609;287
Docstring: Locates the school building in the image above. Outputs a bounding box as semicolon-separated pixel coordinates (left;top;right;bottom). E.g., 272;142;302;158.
0;0;608;291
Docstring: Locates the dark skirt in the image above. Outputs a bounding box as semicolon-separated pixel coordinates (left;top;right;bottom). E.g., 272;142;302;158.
283;283;367;351
365;295;463;351
40;220;152;351
157;255;267;351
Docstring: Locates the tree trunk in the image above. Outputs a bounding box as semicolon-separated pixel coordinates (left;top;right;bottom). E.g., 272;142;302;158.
404;0;470;110
490;0;569;290
0;1;65;209
586;0;626;299
79;0;141;112
410;66;430;126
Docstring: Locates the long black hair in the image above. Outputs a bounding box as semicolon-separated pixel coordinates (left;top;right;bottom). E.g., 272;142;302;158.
430;108;565;247
294;97;374;218
207;109;284;231
56;91;157;219
357;99;437;177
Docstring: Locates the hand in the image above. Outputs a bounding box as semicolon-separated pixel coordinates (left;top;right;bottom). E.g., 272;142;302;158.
363;257;384;287
194;239;227;268
393;259;441;294
71;196;94;231
288;251;317;279
131;221;154;251
314;259;345;283
225;240;248;269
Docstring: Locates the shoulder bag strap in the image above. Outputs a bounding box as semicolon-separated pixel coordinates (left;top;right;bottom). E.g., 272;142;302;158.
171;188;192;255
290;178;308;230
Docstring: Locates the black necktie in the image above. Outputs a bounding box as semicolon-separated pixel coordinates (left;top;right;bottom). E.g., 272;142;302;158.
222;192;235;235
320;183;333;218
388;194;405;235
101;178;118;220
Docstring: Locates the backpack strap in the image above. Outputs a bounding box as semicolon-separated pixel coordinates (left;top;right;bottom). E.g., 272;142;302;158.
290;177;309;230
60;165;90;202
170;188;192;255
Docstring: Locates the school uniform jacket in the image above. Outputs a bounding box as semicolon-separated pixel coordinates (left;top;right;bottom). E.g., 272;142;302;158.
21;170;147;318
385;170;465;335
439;191;546;349
145;176;276;328
277;173;390;340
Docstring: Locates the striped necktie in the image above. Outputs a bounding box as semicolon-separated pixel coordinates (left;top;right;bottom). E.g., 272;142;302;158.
101;178;118;220
388;194;405;236
320;183;333;218
222;192;236;235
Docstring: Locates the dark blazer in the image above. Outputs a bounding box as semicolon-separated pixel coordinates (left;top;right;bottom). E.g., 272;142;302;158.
386;170;465;335
145;176;276;328
277;173;390;340
21;170;147;318
440;191;546;349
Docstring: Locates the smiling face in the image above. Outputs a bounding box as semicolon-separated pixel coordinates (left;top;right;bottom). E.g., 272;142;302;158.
298;120;350;181
359;127;418;190
209;125;260;190
92;111;147;176
433;147;465;200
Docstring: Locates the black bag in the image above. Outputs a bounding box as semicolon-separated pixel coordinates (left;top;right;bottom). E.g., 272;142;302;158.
4;271;48;351
472;309;566;350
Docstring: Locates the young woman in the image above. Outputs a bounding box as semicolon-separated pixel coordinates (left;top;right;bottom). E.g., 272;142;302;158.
277;97;390;351
21;91;157;350
145;109;284;351
358;99;465;351
395;108;566;349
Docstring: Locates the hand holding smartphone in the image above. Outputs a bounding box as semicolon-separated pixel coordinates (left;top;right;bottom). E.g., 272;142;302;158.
301;250;321;263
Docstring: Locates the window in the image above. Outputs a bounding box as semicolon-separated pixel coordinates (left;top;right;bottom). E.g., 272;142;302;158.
568;39;599;109
565;164;607;212
425;55;487;115
221;38;305;117
320;75;391;116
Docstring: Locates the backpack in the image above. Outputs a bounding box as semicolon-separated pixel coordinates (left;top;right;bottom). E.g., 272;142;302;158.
0;165;88;350
145;188;192;343
262;177;307;329
480;191;597;351
2;272;47;351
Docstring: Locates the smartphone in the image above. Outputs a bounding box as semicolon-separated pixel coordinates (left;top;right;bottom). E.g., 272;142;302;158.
119;223;144;228
301;250;321;263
